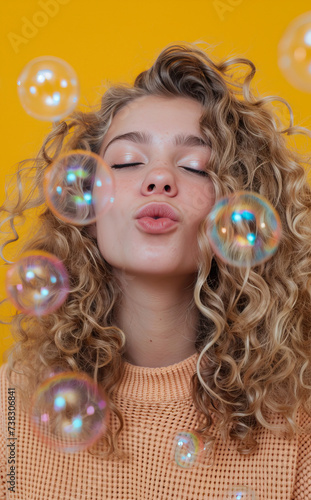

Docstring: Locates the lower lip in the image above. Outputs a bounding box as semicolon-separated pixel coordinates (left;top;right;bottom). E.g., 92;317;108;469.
136;217;178;233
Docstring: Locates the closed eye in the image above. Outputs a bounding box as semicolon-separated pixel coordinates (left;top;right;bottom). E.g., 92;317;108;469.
182;167;209;177
110;163;209;177
110;163;142;168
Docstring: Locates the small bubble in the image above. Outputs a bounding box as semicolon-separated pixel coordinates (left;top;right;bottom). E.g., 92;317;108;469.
173;431;212;468
223;486;257;499
17;56;80;121
5;250;69;316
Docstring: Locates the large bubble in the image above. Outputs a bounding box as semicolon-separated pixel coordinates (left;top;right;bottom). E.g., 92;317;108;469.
17;56;80;121
43;150;115;225
30;371;109;453
5;251;69;316
206;191;282;268
278;11;311;93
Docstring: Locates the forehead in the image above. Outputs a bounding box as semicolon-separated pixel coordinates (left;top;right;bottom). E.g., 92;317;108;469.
116;95;202;120
102;95;204;148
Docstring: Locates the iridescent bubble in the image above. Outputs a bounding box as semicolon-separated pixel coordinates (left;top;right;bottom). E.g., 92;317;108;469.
17;56;80;121
223;486;257;499
206;191;282;267
278;11;311;93
43;150;115;225
173;431;209;468
30;372;108;453
5;250;69;316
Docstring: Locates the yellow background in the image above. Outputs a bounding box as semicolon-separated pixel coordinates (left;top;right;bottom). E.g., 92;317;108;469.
1;0;311;363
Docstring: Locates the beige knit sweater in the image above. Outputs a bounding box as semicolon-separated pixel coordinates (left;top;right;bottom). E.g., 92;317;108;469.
0;353;310;499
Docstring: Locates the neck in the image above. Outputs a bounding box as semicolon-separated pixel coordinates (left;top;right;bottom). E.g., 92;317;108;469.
113;270;199;367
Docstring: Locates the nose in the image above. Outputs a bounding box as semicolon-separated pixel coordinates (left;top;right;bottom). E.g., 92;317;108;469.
141;162;177;195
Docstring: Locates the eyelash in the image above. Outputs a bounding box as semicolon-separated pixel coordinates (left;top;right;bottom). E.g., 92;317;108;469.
110;163;209;177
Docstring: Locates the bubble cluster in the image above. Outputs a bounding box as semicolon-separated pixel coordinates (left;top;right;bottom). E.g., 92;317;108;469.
44;150;115;225
173;431;209;468
278;11;311;93
30;372;109;453
206;191;282;267
223;486;257;499
17;56;80;121
5;251;69;316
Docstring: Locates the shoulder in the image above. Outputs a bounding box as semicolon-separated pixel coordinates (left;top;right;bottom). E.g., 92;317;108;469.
291;406;311;499
0;363;9;395
0;362;29;407
0;363;14;416
297;403;311;431
0;362;18;389
0;362;8;378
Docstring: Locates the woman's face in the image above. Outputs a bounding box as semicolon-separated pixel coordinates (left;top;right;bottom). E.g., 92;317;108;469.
94;95;215;279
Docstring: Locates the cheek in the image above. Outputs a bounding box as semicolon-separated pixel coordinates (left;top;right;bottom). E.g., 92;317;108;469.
95;205;132;264
185;182;215;218
93;213;117;258
94;179;129;237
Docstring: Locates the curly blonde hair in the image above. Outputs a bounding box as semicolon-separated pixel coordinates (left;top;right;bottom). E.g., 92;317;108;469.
2;41;311;458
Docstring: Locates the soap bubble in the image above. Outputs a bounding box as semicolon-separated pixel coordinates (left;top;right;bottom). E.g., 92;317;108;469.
223;486;257;499
173;431;213;468
5;250;69;316
17;56;80;121
43;150;115;225
206;191;282;268
30;372;109;453
278;11;311;92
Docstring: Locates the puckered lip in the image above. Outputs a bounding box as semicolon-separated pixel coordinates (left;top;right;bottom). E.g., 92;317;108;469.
134;202;180;221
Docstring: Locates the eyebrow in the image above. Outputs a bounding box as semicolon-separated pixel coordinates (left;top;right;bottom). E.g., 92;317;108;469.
102;131;211;155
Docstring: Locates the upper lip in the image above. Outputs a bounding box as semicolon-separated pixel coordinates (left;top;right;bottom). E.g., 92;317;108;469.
135;203;180;221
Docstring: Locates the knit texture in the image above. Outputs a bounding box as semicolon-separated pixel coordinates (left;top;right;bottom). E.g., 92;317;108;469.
0;353;310;500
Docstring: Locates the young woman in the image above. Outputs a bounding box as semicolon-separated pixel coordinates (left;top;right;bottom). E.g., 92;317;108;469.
0;42;311;500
